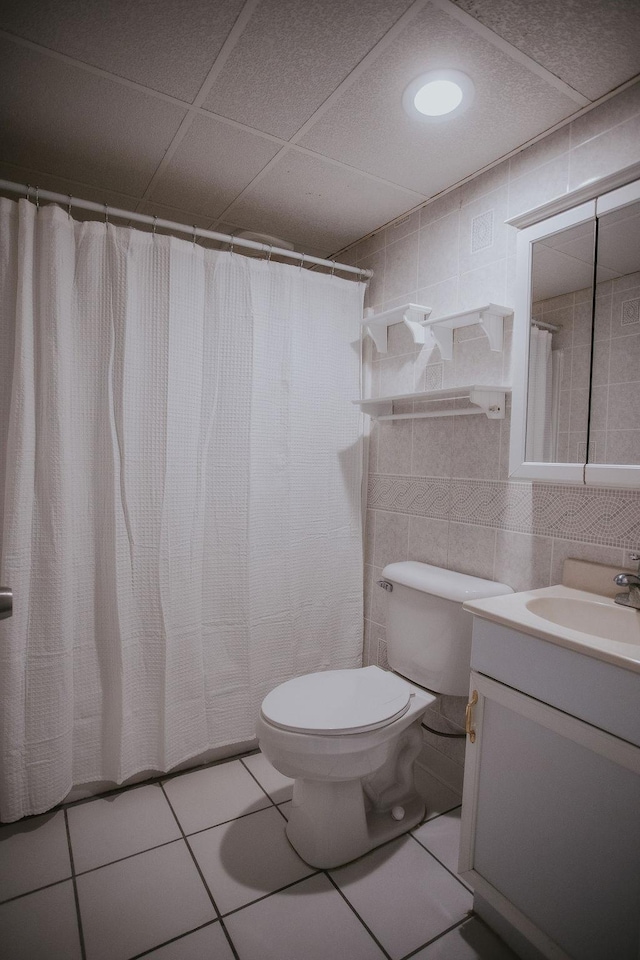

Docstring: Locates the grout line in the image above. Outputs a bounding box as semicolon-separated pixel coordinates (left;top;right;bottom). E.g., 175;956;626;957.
407;831;473;893
63;808;87;960
127;920;221;960
70;837;183;879
238;756;285;809
58;747;260;812
398;914;474;960
159;783;222;920
324;871;394;960
218;871;320;921
0;874;72;908
158;781;243;959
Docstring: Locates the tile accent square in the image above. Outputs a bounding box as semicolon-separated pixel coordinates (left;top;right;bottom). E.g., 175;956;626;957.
621;297;640;325
330;836;472;959
471;210;494;253
162;759;271;835
189;807;314;914
67;784;182;873
76;841;215;960
0;810;71;902
0;880;81;960
224;873;387;960
241;752;294;803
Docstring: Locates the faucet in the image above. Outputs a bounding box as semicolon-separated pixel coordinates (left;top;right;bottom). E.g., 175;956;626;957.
614;553;640;610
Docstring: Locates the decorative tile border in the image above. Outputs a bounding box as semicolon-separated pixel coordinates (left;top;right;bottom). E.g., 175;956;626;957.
368;474;640;548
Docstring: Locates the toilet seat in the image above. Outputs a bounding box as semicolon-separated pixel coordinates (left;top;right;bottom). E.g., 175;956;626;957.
260;665;412;736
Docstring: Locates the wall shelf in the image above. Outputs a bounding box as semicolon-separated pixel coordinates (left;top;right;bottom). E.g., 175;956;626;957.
353;384;511;420
421;303;513;360
362;303;432;354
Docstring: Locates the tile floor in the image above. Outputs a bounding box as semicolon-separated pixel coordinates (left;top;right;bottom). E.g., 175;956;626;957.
0;751;518;960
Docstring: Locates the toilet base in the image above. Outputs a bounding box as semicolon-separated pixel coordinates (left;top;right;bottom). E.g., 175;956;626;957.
285;776;425;869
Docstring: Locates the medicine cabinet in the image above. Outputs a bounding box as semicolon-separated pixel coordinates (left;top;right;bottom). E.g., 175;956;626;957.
509;172;640;487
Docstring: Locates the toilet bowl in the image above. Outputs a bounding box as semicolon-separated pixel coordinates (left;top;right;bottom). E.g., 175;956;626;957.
257;665;435;868
257;562;512;869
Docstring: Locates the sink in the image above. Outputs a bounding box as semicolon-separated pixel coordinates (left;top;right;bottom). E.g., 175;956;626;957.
525;596;640;645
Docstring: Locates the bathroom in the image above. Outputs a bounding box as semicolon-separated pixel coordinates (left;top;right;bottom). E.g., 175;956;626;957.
1;1;640;958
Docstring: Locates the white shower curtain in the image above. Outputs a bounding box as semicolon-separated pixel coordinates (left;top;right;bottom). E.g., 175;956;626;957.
525;327;556;462
0;199;364;822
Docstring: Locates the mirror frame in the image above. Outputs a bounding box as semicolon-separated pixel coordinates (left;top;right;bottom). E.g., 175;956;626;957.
509;177;640;488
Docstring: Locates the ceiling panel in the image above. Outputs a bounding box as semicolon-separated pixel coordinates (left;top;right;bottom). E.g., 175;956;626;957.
148;116;282;220
223;149;425;253
451;0;640;101
201;0;416;139
0;39;186;195
0;160;139;229
0;0;246;102
298;1;578;197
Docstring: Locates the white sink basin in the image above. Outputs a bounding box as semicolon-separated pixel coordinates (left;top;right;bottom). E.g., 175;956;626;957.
464;583;640;673
525;596;640;645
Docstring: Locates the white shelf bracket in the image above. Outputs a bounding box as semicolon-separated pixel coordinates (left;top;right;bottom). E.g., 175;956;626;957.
401;305;428;346
429;325;454;361
469;387;507;419
364;316;388;353
362;303;432;354
478;309;504;352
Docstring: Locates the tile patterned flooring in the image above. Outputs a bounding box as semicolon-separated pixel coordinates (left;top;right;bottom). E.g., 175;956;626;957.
0;751;518;960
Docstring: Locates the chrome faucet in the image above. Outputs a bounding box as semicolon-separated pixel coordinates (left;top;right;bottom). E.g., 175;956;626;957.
614;553;640;610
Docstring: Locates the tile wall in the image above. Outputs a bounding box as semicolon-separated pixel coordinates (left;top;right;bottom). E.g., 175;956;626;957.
345;82;640;784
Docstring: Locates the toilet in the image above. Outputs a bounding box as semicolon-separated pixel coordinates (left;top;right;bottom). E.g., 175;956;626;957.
256;561;512;868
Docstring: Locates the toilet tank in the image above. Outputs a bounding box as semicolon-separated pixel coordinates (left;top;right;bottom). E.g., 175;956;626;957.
381;561;513;696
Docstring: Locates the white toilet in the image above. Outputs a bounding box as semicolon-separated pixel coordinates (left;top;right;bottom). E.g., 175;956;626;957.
256;561;512;868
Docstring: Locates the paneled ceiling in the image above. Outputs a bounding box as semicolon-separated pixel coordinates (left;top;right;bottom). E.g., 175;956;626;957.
1;0;639;259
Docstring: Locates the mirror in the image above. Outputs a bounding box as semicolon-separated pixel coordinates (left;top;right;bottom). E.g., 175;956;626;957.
527;219;596;464
589;197;640;466
509;175;640;487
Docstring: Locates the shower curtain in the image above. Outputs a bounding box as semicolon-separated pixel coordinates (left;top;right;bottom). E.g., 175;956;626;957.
0;199;364;822
525;327;556;462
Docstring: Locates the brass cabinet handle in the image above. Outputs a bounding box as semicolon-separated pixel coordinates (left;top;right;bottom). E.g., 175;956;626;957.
465;690;478;743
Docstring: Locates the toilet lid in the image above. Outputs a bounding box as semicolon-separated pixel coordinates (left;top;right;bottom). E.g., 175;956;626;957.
260;666;412;736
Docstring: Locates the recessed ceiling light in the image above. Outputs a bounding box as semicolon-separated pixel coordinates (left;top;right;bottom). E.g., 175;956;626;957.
402;70;475;123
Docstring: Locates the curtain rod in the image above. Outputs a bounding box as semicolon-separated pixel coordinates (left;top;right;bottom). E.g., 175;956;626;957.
0;179;373;280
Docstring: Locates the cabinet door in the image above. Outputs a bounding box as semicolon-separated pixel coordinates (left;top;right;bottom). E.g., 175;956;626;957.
459;672;640;960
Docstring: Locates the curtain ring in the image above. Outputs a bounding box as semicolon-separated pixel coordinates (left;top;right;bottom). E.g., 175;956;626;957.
152;215;158;236
229;238;234;255
67;195;73;219
35;186;40;211
104;203;109;226
266;244;273;263
299;253;305;271
25;183;31;201
330;260;336;278
192;225;197;246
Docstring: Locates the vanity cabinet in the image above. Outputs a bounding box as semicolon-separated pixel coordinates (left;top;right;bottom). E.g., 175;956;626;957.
459;619;640;960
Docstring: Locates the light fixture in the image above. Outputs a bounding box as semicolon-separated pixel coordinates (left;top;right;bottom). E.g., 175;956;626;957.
402;69;475;123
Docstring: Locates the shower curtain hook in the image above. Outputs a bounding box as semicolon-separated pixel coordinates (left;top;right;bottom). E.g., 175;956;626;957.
67;195;73;219
267;244;273;263
330;260;336;278
104;203;109;226
25;183;31;201
229;237;234;255
35;186;40;211
192;225;197;246
299;253;305;271
152;215;158;236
